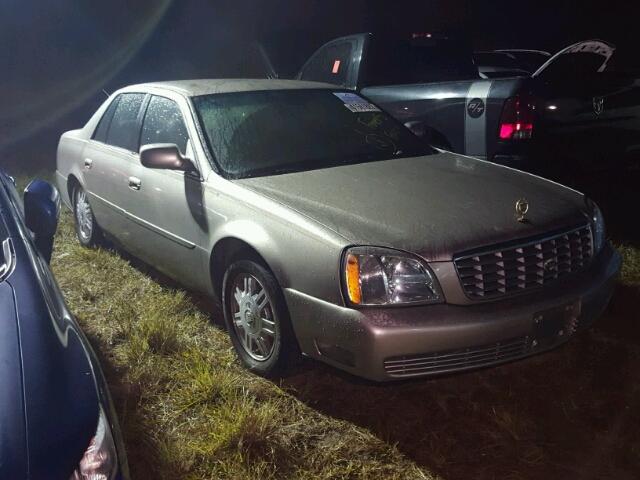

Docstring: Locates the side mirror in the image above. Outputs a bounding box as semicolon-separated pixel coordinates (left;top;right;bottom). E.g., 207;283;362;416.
24;180;60;263
140;144;197;173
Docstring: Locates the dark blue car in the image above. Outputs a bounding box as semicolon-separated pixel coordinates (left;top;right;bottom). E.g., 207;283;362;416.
0;171;128;479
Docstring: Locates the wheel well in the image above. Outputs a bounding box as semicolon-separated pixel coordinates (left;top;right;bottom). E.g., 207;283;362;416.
210;238;270;298
67;174;81;203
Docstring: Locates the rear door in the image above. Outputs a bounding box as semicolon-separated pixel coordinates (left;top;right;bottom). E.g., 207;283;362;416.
125;93;210;290
81;92;146;238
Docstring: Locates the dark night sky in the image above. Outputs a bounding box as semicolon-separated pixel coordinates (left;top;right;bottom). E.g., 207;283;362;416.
1;0;638;171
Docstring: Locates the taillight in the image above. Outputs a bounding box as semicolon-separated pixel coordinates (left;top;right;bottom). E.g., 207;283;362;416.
499;95;535;140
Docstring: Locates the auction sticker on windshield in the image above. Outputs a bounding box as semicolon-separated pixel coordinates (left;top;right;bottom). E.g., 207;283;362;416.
334;92;381;113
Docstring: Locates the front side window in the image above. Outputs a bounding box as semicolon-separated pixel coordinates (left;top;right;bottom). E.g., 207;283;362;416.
140;96;189;155
105;93;145;152
193;89;433;179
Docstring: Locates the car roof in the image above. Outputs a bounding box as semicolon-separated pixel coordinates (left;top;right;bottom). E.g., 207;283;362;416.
121;79;337;97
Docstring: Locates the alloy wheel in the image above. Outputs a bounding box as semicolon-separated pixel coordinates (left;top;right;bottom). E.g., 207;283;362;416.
230;273;278;361
75;190;93;241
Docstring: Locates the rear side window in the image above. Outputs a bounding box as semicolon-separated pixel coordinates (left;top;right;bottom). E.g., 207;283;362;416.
300;41;353;86
105;93;145;152
140;96;189;155
363;37;479;86
92;96;120;143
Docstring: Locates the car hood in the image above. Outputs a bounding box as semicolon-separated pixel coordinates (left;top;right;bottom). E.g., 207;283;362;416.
1;242;99;479
236;152;588;261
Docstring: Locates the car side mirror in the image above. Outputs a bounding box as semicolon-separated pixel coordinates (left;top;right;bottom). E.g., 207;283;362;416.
140;144;197;173
24;180;60;263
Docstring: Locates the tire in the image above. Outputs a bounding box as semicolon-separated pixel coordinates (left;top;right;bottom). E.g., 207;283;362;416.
222;259;299;377
73;186;103;248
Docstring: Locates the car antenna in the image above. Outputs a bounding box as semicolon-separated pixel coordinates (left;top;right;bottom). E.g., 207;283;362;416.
101;89;110;99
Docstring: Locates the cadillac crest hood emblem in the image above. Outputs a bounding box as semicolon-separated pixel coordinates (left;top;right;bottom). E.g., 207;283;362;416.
515;198;529;223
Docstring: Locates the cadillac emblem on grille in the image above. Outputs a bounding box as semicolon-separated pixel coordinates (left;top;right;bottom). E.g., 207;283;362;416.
515;198;529;223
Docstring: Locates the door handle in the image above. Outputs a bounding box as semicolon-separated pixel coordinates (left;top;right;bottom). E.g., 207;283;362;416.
128;176;142;191
84;158;93;169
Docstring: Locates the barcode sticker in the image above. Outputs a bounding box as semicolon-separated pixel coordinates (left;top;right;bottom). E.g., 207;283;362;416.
333;92;380;113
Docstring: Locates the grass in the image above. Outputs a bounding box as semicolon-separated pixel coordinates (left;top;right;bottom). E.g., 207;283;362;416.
12;170;640;479
48;208;431;480
619;245;640;286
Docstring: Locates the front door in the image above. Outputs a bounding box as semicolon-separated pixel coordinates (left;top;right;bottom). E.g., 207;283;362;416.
125;94;210;291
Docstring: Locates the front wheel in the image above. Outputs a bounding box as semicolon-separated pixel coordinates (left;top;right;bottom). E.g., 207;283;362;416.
73;186;103;248
222;259;299;377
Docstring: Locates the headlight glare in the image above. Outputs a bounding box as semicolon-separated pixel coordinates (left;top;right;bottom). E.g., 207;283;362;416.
343;247;443;306
70;407;117;480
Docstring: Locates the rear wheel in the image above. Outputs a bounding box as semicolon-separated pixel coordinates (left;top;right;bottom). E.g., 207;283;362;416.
73;186;102;248
222;259;299;377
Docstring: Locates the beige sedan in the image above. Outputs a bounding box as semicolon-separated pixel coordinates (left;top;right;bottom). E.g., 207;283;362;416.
56;79;620;380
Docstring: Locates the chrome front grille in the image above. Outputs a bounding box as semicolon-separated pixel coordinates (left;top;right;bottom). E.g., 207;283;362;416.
454;225;593;300
384;336;529;377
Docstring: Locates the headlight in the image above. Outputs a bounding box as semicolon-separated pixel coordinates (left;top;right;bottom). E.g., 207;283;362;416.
70;407;118;480
343;246;443;306
586;198;606;253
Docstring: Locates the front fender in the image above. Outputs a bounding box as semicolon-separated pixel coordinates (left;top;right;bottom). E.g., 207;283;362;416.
211;219;291;287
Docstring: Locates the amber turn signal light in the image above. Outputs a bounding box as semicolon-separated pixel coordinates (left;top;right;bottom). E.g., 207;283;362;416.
345;253;362;304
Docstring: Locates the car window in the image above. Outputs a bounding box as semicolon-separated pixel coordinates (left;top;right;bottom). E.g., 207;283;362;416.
300;41;353;86
364;37;479;85
140;96;189;155
105;93;145;152
92;96;120;143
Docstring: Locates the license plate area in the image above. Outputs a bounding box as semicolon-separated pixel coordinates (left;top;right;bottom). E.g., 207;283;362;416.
532;301;581;349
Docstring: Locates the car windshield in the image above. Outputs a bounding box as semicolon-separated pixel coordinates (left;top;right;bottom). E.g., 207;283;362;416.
192;89;433;179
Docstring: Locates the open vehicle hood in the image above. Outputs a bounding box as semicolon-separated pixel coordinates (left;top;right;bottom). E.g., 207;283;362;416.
533;39;616;78
237;152;589;261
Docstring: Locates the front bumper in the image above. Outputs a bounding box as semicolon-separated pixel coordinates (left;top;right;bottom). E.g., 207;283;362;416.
285;244;621;381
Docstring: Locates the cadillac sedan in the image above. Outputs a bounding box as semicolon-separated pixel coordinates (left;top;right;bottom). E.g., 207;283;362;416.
56;80;621;381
